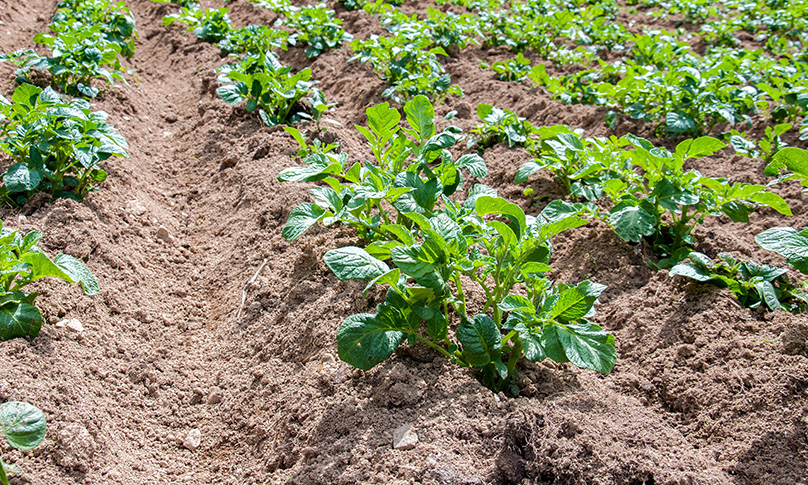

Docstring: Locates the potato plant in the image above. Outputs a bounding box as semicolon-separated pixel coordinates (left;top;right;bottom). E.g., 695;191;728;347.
0;220;99;341
280;97;615;393
0;85;129;206
216;52;317;127
54;0;139;58
0;401;46;485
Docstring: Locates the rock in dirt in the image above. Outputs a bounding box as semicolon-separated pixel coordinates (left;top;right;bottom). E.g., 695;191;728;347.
54;424;97;471
156;226;173;244
56;318;84;333
184;429;201;450
393;424;418;450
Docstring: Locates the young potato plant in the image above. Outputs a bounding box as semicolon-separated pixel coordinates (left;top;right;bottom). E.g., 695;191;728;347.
0;221;99;341
216;52;317;127
162;5;231;43
278;95;487;242
54;0;139;59
324;195;614;394
469;104;536;150
670;251;807;313
0;85;128;206
280;96;615;393
517;132;792;267
2;23;127;98
279;3;352;58
490;53;532;82
219;25;288;55
0;401;46;485
349;27;462;103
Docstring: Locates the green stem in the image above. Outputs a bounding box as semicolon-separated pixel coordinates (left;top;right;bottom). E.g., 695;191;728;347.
416;333;469;367
452;272;467;317
506;339;523;374
0;459;9;485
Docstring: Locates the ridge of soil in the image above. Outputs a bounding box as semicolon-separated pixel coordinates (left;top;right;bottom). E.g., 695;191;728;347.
0;0;806;483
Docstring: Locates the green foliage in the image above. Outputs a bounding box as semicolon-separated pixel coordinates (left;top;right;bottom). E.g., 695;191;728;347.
280;96;615;393
755;227;808;275
490;53;532;82
0;220;99;341
516;132;791;266
280;3;352;58
670;251;807;313
216;52;317;127
162;5;231;43
0;85;128;205
765;147;808;191
349;22;462;103
54;0;139;58
219;25;288;55
470;104;535;149
0;401;47;485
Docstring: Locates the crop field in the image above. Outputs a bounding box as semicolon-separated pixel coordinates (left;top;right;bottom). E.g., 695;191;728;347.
0;0;806;483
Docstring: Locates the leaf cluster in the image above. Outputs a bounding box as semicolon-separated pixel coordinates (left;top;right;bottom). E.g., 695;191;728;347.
279;96;615;393
0;85;128;206
0;220;99;341
162;4;231;43
216;52;317;127
0;401;47;485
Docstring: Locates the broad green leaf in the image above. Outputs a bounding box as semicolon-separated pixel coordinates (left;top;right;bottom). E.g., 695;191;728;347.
609;201;656;243
515;161;541;184
0;302;42;341
3;163;43;192
549;281;604;323
754;281;781;310
514;322;545;362
766;147;808;177
669;262;712;282
324;247;389;281
54;254;99;296
675;137;726;159
498;295;534;313
0;401;46;450
366;102;401;139
651;179;699;213
543;320;615;374
281;203;326;241
755;227;808;274
336;313;405;370
456;154;488;178
363;269;401;296
403;95;435;141
475;196;526;239
665;112;695;134
748;192;792;216
457;314;501;367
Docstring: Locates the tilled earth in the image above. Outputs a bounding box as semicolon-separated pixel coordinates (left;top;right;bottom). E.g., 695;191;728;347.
0;0;806;483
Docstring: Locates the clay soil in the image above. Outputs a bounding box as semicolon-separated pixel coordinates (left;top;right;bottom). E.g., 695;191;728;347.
0;0;807;483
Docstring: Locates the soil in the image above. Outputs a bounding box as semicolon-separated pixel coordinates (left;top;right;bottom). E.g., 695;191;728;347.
0;0;807;484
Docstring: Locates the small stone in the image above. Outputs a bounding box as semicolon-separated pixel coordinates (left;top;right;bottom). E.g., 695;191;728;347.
206;388;222;405
127;200;147;216
156;226;173;244
183;429;201;450
62;319;84;332
393;424;418;450
54;424;97;471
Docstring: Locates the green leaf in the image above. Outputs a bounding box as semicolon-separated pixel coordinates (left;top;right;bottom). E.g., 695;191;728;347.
336;313;405;370
281;203;326;241
543;320;616;374
675;137;726;159
754;281;781;310
455;154;488;178
515;161;541;184
404;95;435;141
0;401;46;450
669;262;713;282
324;247;389;281
366;101;401;139
457;314;501;367
0;302;42;341
755;227;808;274
53;254;99;296
766;147;808;177
665;112;696;134
549;281;605;322
475;196;527;239
498;295;534;313
514;323;545;362
3;163;43;193
609;201;656;243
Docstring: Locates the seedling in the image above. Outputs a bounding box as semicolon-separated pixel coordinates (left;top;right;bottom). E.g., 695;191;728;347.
0;402;46;485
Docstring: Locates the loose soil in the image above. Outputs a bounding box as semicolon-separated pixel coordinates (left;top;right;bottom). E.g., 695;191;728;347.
0;0;806;484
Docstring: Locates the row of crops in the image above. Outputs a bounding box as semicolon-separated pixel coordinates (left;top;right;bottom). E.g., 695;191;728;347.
1;0;807;480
